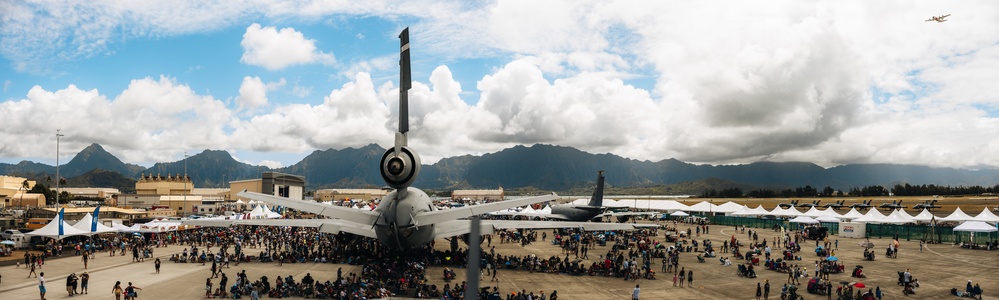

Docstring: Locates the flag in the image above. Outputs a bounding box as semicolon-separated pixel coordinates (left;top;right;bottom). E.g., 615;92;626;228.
58;208;65;236
92;206;101;232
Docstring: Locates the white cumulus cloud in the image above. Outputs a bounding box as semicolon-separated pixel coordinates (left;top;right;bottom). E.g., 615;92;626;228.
240;23;335;70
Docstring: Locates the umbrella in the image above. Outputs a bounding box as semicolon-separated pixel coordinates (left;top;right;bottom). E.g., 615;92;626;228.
0;240;15;245
853;282;866;288
858;240;875;249
826;256;839;261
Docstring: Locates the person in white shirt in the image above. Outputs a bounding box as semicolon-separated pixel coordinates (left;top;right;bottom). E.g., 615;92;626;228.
632;284;640;300
38;272;46;300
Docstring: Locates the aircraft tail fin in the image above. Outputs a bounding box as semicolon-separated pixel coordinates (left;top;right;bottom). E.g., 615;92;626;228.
587;170;605;207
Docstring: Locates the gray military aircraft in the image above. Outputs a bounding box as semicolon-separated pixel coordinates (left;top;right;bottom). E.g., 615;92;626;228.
777;200;799;209
912;200;941;211
849;200;874;210
797;200;821;209
823;200;846;210
492;170;657;222
185;28;649;250
878;200;905;210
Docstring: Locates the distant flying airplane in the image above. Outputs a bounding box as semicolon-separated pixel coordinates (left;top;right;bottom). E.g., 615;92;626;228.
492;170;658;223
849;200;874;210
184;28;649;250
912;200;941;211
797;200;821;209
925;14;950;22
823;200;846;210
778;200;799;209
879;200;906;210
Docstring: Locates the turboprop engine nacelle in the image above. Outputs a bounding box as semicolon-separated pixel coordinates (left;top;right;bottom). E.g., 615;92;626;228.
381;143;421;190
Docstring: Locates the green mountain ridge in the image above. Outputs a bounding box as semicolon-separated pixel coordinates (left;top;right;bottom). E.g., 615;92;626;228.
4;143;999;194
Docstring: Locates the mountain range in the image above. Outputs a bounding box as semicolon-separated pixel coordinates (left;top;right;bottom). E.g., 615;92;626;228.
2;143;999;193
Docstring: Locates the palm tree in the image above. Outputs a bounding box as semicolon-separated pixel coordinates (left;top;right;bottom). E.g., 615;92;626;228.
19;179;29;207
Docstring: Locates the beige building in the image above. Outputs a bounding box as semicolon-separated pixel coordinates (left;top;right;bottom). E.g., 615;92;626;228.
0;175;36;197
451;188;505;202
136;173;192;195
315;189;388;202
160;195;205;215
58;187;120;201
228;172;305;202
2;193;46;208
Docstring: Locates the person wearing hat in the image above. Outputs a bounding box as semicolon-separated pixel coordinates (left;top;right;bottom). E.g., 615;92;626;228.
966;280;973;295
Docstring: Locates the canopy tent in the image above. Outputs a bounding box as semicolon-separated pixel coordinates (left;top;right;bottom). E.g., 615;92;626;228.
24;209;90;240
819;208;843;219
730;205;756;216
803;207;823;217
714;201;746;214
138;220;182;233
685;201;719;213
815;215;842;223
852;209;887;223
971;208;999;223
911;209;937;223
71;212;119;235
878;209;913;224
670;211;690;217
789;216;820;224
235;199;246;204
940;207;974;222
839;208;865;220
111;222;140;232
769;206;803;218
953;221;999;233
262;205;282;219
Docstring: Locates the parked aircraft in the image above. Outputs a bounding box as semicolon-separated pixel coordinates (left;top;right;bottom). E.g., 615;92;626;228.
849;200;874;210
492;170;657;222
777;200;799;209
823;200;846;210
797;200;822;209
925;14;950;22
879;200;906;210
912;200;941;210
184;28;648;250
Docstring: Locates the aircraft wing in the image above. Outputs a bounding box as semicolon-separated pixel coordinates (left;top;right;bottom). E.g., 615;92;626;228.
432;219;496;239
597;211;659;218
237;191;379;225
483;220;654;231
414;194;558;225
181;218;377;238
487;211;571;220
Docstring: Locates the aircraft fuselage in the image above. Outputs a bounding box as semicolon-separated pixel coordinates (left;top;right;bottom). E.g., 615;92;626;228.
550;205;604;221
374;187;437;250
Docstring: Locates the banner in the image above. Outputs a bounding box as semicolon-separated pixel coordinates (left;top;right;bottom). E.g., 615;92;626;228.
58;208;65;236
92;206;101;232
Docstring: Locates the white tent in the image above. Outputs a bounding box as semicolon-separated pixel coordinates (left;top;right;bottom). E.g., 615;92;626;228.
714;202;745;214
24;210;90;240
789;216;820;224
71;213;119;235
815;215;842;223
839;208;865;220
111;223;139;232
769;206;803;218
670;211;690;217
730;205;755;216
971;208;999;223
940;207;975;222
879;209;914;224
685;201;718;213
819;208;843;219
803;207;822;217
953;221;998;233
911;209;937;222
262;205;282;219
853;209;887;223
138;221;181;233
235;199;245;204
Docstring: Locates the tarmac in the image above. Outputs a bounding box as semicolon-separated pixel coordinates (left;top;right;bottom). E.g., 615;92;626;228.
0;222;996;299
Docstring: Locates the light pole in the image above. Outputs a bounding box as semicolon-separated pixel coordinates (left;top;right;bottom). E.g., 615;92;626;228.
184;151;189;218
55;129;64;206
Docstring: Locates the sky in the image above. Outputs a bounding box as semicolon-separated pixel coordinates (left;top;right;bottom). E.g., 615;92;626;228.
1;1;998;170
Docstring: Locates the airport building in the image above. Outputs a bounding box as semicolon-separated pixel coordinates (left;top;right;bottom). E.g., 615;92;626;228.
451;188;505;202
229;172;305;202
0;175;45;208
314;189;388;202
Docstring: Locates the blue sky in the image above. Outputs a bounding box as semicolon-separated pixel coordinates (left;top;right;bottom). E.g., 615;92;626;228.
2;1;998;170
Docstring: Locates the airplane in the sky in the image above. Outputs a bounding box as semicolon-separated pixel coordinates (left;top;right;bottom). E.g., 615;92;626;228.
912;200;941;211
823;200;846;210
849;200;874;210
777;200;799;209
925;14;950;22
184;28;650;250
879;200;905;210
491;170;658;222
797;200;822;209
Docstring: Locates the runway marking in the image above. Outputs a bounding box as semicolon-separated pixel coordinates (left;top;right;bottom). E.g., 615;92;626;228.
921;243;999;269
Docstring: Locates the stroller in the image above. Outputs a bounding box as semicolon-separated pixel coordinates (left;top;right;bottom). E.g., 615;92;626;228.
782;284;803;300
738;264;757;278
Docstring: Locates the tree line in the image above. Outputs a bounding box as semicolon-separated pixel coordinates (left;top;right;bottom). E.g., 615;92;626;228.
704;183;999;198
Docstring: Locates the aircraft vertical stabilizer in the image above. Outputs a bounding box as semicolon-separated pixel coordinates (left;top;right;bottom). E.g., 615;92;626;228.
587;170;605;207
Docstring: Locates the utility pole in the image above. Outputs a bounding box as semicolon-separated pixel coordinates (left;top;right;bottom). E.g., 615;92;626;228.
184;151;189;218
55;129;64;206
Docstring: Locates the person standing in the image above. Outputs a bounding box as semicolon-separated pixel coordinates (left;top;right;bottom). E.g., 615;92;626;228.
632;284;640;300
919;240;924;252
875;286;882;300
112;281;123;300
38;272;46;300
687;269;693;287
756;282;762;300
82;252;89;269
205;277;213;298
124;282;141;300
65;273;74;297
80;272;89;294
154;258;161;274
764;280;770;300
678;268;685;287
